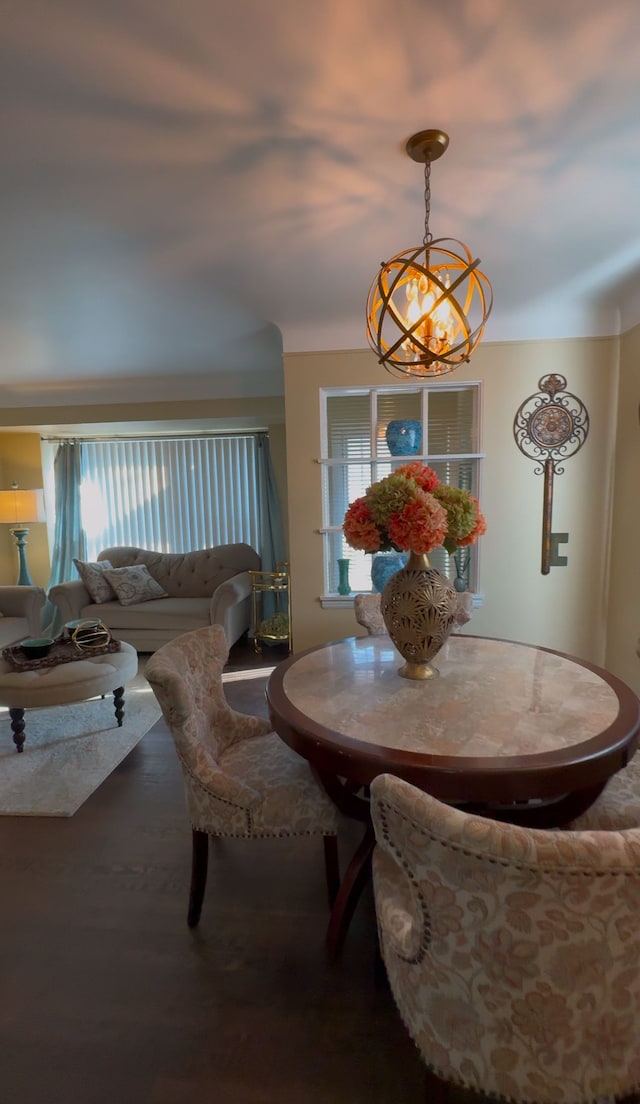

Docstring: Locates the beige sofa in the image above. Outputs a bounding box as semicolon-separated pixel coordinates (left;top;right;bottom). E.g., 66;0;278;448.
0;586;47;649
49;544;260;653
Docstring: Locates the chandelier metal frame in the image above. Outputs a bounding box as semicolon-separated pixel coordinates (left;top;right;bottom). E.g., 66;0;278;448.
366;129;493;378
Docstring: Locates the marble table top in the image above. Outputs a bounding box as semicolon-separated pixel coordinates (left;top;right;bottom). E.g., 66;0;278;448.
279;635;622;760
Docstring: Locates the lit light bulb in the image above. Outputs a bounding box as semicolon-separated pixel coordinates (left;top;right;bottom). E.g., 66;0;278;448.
400;268;459;364
406;293;422;326
419;288;435;320
432;294;455;340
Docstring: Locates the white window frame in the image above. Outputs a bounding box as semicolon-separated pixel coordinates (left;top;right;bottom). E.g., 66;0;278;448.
317;381;485;606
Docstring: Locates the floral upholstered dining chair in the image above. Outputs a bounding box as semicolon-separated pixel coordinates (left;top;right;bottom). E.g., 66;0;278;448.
353;593;387;636
354;590;472;637
566;635;640;831
145;625;340;927
370;771;640;1104
566;752;640;831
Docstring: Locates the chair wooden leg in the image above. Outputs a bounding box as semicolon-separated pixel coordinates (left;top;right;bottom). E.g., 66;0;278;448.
187;829;208;928
323;834;340;907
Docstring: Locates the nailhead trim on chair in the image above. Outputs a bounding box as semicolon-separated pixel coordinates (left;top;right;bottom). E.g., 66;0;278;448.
187;764;336;840
374;794;640;1104
187;769;253;835
377;803;431;964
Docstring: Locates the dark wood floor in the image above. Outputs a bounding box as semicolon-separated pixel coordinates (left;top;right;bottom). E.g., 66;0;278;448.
0;638;427;1104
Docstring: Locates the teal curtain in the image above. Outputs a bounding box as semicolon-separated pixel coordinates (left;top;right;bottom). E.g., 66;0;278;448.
256;433;287;623
256;433;286;573
41;441;86;635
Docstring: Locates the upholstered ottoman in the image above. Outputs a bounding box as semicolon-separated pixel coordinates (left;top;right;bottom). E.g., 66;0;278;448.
0;641;138;752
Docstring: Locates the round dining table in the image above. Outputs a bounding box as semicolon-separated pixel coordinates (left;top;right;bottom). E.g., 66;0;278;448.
266;633;640;956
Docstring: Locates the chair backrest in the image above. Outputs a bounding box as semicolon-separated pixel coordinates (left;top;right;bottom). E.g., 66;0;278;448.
145;625;238;771
353;593;386;635
370;772;640;1103
355;590;472;637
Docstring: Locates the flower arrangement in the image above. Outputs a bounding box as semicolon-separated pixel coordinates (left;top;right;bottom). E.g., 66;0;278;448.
343;462;487;556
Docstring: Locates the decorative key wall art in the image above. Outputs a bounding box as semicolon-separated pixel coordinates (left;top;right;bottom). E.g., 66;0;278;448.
513;374;589;575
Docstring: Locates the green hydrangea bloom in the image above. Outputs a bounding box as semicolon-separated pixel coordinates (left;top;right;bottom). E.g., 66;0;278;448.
366;473;418;529
433;485;476;553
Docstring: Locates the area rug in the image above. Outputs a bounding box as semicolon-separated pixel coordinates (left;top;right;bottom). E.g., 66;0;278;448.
0;674;161;817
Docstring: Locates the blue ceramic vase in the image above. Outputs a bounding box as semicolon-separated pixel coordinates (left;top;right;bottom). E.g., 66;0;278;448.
385;419;422;457
371;552;408;593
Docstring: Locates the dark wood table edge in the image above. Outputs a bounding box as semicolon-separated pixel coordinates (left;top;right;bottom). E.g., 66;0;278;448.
266;635;640;958
267;634;640;804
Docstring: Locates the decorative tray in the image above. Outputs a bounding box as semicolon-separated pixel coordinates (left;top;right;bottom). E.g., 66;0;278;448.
2;636;121;672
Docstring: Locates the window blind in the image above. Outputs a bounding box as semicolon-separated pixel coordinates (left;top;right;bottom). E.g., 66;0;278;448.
80;436;261;560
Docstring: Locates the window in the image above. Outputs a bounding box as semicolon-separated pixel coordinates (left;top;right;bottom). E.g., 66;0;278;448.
319;383;483;597
41;435;264;562
78;436;262;560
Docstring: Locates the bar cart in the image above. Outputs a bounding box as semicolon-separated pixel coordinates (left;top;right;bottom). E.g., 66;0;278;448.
248;563;291;654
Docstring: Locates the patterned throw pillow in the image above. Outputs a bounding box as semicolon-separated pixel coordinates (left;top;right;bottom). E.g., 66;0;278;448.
73;558;116;604
103;564;168;606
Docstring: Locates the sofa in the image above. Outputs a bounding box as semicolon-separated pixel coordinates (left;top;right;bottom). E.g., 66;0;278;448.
0;586;47;650
48;544;260;653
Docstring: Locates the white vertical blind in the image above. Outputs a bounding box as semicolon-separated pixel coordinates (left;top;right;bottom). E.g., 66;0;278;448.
80;436;261;560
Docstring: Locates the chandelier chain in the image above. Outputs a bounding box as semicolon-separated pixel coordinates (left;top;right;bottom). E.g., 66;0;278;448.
423;160;432;245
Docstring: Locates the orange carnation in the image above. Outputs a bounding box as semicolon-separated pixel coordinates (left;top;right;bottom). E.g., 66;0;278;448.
456;498;488;547
386;495;448;554
394;462;440;494
343;497;382;552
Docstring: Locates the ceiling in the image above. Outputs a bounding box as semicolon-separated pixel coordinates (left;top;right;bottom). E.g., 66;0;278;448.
3;0;640;410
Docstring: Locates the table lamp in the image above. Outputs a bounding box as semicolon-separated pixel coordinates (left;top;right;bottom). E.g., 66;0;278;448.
0;482;46;585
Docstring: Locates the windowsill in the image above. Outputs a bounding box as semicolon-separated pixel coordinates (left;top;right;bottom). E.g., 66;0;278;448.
320;592;485;610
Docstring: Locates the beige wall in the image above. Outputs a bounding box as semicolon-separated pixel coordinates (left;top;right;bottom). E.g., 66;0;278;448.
0;433;49;587
605;320;640;692
1;346;633;692
284;339;619;665
0;395;286;430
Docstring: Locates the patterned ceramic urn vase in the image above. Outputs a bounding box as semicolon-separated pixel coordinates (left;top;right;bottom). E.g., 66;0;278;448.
380;550;458;680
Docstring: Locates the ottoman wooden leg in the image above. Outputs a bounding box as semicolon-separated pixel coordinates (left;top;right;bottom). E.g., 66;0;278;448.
9;707;26;752
112;687;125;727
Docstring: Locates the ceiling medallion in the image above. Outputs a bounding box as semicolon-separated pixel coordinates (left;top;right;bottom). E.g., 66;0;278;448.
366;129;493;379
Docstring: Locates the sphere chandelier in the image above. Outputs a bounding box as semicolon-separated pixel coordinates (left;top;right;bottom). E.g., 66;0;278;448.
366;129;493;378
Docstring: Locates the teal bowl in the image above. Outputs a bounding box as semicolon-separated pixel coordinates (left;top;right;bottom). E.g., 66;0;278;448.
65;619;100;634
20;637;54;658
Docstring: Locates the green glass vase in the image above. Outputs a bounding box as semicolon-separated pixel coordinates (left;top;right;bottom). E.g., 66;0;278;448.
337;558;351;596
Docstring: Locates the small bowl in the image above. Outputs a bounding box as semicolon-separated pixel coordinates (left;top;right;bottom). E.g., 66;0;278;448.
21;637;55;658
64;618;100;635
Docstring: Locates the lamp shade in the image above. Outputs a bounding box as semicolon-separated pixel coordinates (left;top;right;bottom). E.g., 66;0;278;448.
0;487;46;526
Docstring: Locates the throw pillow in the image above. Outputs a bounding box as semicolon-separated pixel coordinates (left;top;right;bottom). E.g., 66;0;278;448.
73;558;116;604
103;564;168;606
